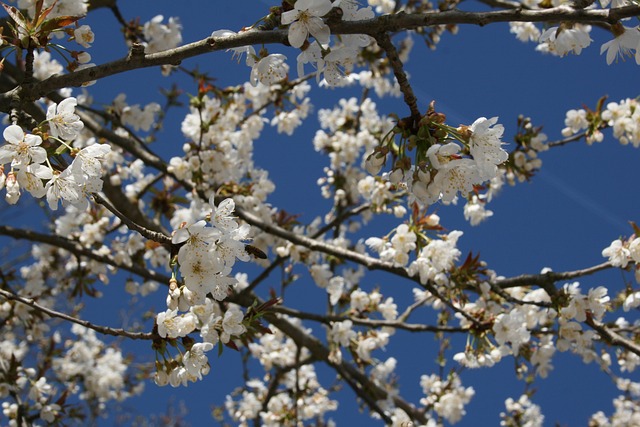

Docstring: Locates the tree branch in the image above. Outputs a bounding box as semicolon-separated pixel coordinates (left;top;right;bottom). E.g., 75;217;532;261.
586;315;640;357
495;261;613;290
0;288;158;340
92;192;172;245
375;32;421;122
271;305;469;333
6;5;638;101
0;225;171;285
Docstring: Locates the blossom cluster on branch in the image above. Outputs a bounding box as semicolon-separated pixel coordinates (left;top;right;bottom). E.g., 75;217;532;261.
0;0;639;425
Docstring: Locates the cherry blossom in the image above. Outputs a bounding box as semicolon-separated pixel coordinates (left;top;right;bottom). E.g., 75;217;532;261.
249;53;289;86
600;25;640;65
281;0;334;48
0;125;47;168
73;25;94;48
46;98;84;141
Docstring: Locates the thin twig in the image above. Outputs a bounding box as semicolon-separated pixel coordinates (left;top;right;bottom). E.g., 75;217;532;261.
0;225;171;285
495;261;613;290
586;315;640;357
272;305;469;333
92;192;172;245
375;32;421;122
0;288;158;340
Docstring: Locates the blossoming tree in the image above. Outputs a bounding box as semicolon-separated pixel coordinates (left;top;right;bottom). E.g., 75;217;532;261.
0;0;640;425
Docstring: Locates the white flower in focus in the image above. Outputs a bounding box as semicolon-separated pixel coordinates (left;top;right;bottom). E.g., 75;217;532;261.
221;305;246;343
322;46;359;87
600;26;640;65
211;29;257;65
179;253;223;296
539;24;592;57
46;98;84;141
296;43;324;79
182;342;213;378
172;220;220;264
602;238;630;268
73;25;94;48
249;54;289;87
157;309;197;338
0;125;47;167
209;197;239;232
427;142;460;170
281;0;333;48
16;164;52;198
44;167;83;210
468;116;508;180
493;309;531;350
431;159;481;203
73;143;111;177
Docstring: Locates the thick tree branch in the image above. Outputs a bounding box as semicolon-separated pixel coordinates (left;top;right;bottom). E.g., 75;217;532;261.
5;5;638;101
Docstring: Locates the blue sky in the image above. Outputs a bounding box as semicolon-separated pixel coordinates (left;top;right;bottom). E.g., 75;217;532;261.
9;0;640;425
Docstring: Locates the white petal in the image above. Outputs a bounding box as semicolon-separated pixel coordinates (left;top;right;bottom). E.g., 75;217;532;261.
281;10;300;25
288;21;308;48
3;125;24;145
307;18;330;44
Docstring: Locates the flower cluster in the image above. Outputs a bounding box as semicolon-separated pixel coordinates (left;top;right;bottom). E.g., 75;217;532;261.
510;6;640;67
143;15;183;54
602;235;640;284
500;394;544;427
168;197;250;308
0;98;111;209
224;321;338;426
366;115;509;209
212;0;378;88
420;372;475;424
155;301;249;387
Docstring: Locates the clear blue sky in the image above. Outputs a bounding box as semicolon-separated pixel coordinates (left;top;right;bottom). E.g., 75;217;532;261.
20;1;640;425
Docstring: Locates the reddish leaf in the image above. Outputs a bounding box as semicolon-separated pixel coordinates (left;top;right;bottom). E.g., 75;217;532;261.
224;340;239;351
40;15;81;33
1;3;28;29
